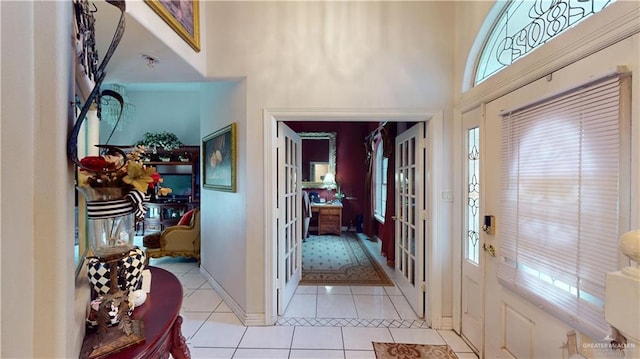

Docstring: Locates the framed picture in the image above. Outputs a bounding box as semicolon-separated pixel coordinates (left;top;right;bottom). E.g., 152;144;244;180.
203;123;237;192
145;0;200;52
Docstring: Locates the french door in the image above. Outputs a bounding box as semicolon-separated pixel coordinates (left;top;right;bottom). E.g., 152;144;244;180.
394;123;427;319
277;122;302;315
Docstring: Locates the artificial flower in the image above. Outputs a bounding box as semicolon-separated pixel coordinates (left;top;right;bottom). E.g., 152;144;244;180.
78;146;171;195
80;156;114;173
122;161;155;193
148;172;162;189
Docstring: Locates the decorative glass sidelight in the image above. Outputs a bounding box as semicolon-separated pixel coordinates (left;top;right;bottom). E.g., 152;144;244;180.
466;127;480;265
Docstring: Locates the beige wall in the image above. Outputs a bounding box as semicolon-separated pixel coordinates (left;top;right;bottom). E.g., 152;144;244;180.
201;0;457;319
126;0;207;79
0;1;85;358
453;1;496;98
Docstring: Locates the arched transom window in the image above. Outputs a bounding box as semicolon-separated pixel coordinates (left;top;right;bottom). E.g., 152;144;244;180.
475;0;615;85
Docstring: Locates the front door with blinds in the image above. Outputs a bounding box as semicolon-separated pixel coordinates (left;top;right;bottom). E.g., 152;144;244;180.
483;62;630;357
394;123;427;319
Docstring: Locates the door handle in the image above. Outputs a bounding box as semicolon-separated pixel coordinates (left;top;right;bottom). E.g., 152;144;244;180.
392;216;403;221
483;243;496;257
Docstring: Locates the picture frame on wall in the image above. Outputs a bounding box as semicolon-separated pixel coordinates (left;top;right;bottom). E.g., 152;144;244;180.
145;0;200;52
203;123;237;192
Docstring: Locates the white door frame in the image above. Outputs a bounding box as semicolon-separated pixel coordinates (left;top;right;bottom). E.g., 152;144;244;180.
262;108;445;326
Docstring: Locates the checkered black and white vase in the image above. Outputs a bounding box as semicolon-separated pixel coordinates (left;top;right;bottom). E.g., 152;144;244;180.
87;246;146;296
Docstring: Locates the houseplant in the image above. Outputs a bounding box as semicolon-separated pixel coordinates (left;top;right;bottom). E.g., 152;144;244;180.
135;131;183;153
333;176;346;203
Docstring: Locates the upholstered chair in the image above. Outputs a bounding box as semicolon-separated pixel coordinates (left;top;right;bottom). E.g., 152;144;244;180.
143;207;200;264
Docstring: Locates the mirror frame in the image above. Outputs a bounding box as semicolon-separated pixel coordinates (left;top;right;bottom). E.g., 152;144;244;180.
300;132;336;188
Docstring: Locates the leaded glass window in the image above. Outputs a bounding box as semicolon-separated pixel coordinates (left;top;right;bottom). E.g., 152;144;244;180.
466;127;480;265
475;0;614;85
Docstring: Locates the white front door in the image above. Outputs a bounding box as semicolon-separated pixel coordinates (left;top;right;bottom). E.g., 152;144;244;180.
277;122;302;315
394;123;426;319
460;112;483;355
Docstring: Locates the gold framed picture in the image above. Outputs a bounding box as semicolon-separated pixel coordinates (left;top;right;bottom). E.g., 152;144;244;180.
203;123;237;192
145;0;200;52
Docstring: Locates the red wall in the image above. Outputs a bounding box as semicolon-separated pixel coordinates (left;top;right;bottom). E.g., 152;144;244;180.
374;218;384;240
286;121;371;227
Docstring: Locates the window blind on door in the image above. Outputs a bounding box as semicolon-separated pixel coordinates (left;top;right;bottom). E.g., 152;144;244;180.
498;74;630;340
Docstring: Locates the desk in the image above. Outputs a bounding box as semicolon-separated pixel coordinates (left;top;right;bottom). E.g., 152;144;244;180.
80;267;190;359
311;203;343;235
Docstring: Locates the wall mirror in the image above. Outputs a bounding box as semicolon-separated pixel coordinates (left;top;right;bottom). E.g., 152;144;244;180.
300;132;336;188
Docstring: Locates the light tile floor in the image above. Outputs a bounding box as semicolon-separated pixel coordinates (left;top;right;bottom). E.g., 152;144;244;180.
146;235;478;359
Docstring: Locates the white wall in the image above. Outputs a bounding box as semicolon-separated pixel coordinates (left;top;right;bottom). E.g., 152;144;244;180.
126;1;207;78
199;80;249;313
1;1;84;358
201;1;457;319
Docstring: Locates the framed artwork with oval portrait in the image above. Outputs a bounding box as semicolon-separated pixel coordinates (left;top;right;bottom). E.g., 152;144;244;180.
203;123;236;192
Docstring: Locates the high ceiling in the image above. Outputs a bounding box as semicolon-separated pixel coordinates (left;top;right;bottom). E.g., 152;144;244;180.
91;1;205;86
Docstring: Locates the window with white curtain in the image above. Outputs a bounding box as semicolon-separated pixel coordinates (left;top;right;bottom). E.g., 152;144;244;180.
374;142;388;221
498;74;630;339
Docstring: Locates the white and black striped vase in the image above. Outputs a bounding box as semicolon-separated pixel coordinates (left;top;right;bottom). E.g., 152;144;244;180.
77;186;136;258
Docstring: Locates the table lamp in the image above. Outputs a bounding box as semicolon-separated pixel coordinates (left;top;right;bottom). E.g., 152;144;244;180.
323;172;337;201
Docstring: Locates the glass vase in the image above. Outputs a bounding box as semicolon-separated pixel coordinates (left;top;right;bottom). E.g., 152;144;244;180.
78;186;136;258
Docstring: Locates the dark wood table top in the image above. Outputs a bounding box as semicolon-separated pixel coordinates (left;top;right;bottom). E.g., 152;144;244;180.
105;266;183;358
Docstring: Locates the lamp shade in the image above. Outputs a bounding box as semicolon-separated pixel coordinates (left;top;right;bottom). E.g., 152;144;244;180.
323;172;336;189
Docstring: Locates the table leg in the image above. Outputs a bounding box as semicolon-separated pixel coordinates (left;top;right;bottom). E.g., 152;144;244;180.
170;316;191;359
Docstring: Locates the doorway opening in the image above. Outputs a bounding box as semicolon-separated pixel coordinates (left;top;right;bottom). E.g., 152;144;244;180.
263;109;445;327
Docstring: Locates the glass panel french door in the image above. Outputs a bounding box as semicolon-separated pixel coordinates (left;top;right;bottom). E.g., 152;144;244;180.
395;123;425;318
277;122;302;315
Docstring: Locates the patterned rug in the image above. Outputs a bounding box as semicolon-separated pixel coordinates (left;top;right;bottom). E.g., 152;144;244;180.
372;342;459;359
301;233;394;286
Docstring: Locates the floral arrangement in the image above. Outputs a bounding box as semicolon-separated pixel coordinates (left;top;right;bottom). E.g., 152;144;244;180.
334;176;346;201
134;131;182;152
149;172;172;197
78;146;171;196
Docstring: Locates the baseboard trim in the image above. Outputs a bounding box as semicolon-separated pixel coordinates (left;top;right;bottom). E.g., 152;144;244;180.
200;266;267;326
440;317;454;330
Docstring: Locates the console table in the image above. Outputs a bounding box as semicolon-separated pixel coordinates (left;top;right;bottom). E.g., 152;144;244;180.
312;203;343;235
80;266;190;359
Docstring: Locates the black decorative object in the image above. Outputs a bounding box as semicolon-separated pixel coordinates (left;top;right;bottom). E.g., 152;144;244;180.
68;0;128;172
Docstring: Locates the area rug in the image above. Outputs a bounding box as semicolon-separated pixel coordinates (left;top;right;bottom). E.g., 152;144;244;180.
372;342;459;359
301;233;394;286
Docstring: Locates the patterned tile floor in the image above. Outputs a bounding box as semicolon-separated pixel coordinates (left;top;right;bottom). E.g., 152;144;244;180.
141;235;478;359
